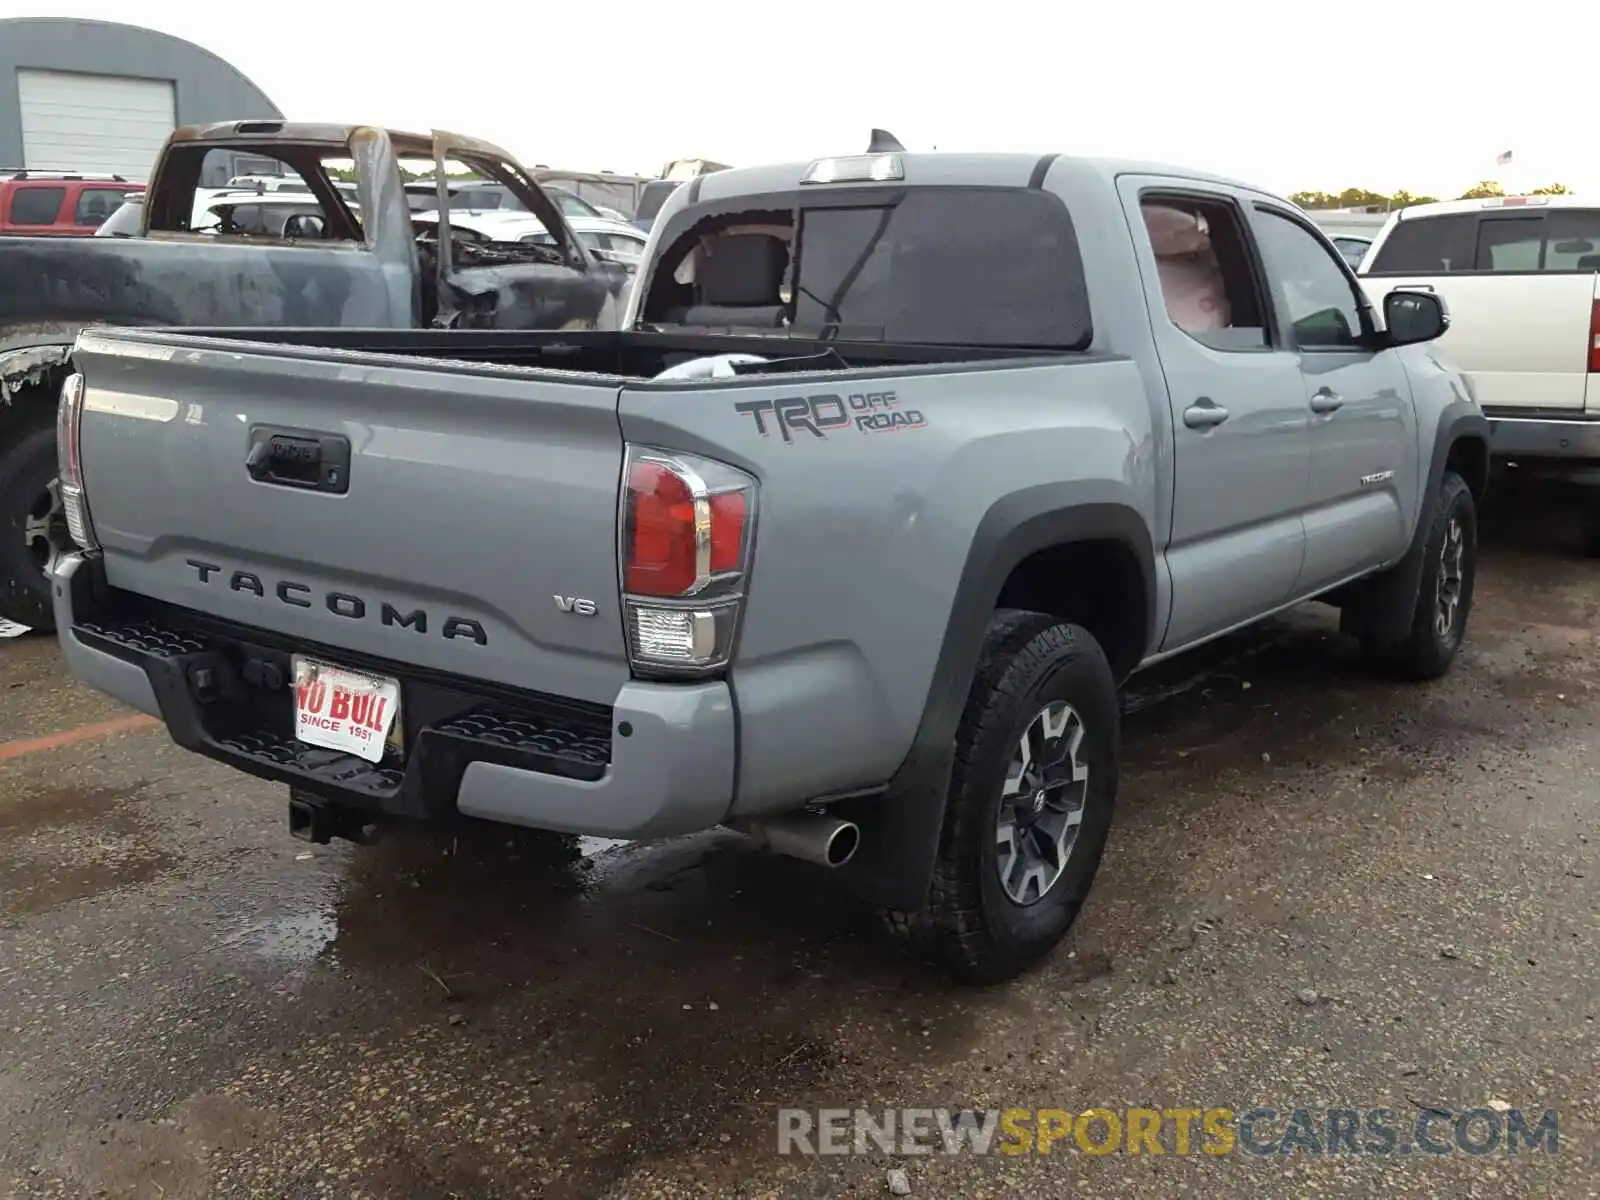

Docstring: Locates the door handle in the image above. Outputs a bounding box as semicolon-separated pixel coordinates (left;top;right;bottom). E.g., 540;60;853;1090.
1310;390;1344;415
245;425;351;494
1182;398;1230;430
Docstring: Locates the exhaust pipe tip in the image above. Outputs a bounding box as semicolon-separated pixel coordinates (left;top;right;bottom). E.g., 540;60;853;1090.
823;820;860;868
731;813;861;869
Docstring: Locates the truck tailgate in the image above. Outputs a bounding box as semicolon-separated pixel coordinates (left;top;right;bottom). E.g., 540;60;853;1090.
70;330;630;706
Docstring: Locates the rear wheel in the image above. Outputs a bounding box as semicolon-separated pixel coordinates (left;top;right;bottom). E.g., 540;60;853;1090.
0;404;62;632
884;611;1119;984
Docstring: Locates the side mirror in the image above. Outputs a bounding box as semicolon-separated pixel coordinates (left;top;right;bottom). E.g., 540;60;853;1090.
1383;288;1449;346
282;213;326;239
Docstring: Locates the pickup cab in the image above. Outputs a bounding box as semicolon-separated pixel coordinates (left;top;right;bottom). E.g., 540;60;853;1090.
0;120;631;631
1358;195;1600;542
54;148;1490;983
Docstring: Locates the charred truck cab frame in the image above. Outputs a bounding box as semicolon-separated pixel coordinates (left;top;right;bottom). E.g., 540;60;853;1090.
0;119;631;632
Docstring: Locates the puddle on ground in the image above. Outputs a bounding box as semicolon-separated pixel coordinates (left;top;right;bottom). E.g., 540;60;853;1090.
0;782;176;917
227;907;340;966
0;782;146;836
1;854;179;919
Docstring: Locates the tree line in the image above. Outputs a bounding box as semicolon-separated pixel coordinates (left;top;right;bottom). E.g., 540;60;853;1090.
1290;182;1572;210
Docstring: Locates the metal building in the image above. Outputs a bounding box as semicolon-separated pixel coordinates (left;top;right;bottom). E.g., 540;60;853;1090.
0;17;281;182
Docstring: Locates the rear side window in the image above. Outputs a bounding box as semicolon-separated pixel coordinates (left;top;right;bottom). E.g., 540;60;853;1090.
453;189;501;210
8;185;65;225
222;204;267;234
1542;209;1600;271
1367;213;1476;274
791;190;1090;347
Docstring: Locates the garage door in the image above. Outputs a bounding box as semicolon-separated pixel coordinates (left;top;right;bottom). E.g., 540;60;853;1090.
17;69;176;182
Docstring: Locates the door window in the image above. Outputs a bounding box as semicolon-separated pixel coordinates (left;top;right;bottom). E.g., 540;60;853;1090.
1252;208;1367;350
74;187;129;227
1139;195;1272;351
1475;216;1543;272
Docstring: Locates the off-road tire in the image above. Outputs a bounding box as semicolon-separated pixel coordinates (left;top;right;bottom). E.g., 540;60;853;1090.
1362;470;1476;681
883;611;1119;984
0;405;60;632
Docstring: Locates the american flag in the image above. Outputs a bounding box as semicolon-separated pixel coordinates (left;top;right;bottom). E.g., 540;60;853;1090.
1495;150;1514;166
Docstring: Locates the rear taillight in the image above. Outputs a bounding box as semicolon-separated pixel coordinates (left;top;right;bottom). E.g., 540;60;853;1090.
56;371;97;551
1589;300;1600;374
620;446;756;676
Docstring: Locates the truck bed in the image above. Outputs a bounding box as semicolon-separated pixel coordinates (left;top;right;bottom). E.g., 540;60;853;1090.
153;326;1063;377
60;322;1124;834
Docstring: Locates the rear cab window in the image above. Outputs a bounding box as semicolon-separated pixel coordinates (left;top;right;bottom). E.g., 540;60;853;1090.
147;147;365;244
1368;206;1600;274
639;186;1093;349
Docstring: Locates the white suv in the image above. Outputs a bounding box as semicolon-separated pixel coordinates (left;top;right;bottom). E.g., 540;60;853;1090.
1359;195;1600;537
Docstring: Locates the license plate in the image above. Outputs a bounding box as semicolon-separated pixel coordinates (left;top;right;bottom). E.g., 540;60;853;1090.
291;655;401;764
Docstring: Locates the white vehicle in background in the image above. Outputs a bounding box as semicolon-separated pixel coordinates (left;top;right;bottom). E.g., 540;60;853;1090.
227;173;311;192
225;174;359;204
190;191;359;237
1307;208;1390;269
1358;194;1600;543
97;191;360;239
414;207;647;267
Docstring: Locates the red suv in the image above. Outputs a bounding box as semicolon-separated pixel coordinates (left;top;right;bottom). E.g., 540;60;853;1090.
0;172;145;236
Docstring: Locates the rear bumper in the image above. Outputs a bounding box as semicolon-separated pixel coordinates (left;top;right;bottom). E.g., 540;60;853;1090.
1485;411;1600;460
52;553;734;839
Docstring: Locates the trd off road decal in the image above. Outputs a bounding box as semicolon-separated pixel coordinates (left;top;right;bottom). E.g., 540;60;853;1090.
734;391;928;444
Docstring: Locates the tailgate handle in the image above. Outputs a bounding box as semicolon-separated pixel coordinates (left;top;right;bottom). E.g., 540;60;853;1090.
246;427;351;494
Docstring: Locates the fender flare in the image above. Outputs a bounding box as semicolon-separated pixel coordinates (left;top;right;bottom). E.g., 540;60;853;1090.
0;320;81;410
1340;402;1491;647
0;344;74;434
1424;404;1492;507
832;489;1157;910
1;316;164;418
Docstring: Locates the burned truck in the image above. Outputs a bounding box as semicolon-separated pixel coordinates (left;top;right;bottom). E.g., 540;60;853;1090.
0;120;630;631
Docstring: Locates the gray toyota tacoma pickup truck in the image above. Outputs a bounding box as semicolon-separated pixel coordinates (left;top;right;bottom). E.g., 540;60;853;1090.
52;148;1490;982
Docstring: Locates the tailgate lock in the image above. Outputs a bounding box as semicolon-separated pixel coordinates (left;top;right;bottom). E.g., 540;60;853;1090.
246;426;351;494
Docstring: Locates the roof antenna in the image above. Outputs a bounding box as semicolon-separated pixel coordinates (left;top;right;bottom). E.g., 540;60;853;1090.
867;128;905;153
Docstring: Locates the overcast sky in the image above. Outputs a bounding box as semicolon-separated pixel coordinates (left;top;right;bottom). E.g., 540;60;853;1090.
19;0;1597;197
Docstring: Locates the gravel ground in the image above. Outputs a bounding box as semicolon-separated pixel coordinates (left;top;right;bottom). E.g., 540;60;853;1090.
0;482;1596;1199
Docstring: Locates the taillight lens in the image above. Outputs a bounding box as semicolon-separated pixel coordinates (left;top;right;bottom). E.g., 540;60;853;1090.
620;446;756;676
1588;300;1600;374
56;371;97;551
